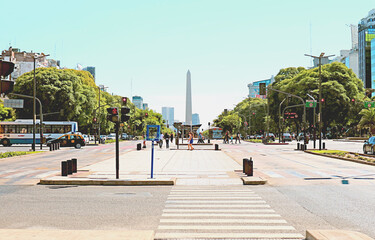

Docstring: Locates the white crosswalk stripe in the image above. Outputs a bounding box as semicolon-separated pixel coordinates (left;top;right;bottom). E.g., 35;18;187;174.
155;187;304;240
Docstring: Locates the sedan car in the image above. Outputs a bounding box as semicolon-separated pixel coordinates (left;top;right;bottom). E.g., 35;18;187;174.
363;136;375;154
47;133;86;149
282;133;292;142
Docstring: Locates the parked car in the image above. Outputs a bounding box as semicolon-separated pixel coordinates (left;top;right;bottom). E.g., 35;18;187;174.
263;133;275;141
282;133;292;142
82;134;90;143
363;136;375;154
106;133;116;140
121;133;129;140
255;135;262;139
47;133;86;149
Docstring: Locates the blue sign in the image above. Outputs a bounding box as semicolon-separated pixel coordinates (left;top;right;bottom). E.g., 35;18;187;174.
146;125;160;141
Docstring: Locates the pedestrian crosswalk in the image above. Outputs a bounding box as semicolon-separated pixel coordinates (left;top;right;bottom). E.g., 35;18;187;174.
0;169;58;185
155;187;304;239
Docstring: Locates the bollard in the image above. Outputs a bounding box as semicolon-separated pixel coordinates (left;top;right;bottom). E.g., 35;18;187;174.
137;143;142;151
57;142;60;150
323;142;325;149
243;158;248;173
304;144;307;150
244;157;253;176
71;158;77;173
61;161;68;176
67;160;73;175
313;140;316;149
297;143;300;150
215;144;219;150
208;139;210;143
49;144;52;151
53;143;56;151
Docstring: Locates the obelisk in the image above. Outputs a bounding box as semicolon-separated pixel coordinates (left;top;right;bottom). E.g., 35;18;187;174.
185;70;192;127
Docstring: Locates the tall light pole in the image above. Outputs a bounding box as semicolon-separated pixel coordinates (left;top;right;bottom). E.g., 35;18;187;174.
304;53;334;150
32;53;49;151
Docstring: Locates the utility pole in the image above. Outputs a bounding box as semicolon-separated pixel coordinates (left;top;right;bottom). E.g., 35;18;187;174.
305;53;334;150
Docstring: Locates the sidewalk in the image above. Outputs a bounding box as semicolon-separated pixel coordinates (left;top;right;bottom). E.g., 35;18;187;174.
40;147;245;186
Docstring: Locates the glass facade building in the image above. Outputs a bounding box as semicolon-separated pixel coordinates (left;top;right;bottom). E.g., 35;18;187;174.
162;107;174;129
358;9;375;88
372;39;375;91
132;96;143;109
247;76;275;98
192;113;200;125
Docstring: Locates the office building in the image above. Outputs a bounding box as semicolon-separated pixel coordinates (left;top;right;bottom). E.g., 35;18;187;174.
358;9;375;88
132;96;143;109
192;113;200;125
162;107;174;128
247;76;275;98
372;38;375;91
1;47;59;81
143;103;148;110
83;66;96;80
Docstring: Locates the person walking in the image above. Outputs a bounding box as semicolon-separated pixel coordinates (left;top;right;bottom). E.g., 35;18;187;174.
164;132;170;149
236;132;241;144
170;133;174;145
188;132;194;150
159;133;164;148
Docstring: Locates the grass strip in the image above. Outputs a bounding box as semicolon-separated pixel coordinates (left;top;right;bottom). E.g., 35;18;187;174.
0;151;42;159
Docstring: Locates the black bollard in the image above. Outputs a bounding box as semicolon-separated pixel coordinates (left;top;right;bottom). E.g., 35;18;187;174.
297;143;300;150
243;158;248;173
67;160;73;175
208;139;210;143
304;144;307;150
137;143;142;151
49;144;52;151
71;158;77;173
323;142;325;149
61;161;68;176
57;142;60;150
215;144;219;150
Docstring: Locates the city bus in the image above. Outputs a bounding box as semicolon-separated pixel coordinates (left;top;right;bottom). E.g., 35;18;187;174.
0;119;78;146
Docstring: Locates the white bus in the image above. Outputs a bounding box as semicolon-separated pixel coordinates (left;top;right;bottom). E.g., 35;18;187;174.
0;119;78;146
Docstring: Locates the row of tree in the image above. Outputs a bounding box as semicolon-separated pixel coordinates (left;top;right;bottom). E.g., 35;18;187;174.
1;67;171;136
214;62;373;137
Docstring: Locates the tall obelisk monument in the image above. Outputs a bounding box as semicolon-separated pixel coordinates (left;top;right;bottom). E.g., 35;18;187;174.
185;70;192;127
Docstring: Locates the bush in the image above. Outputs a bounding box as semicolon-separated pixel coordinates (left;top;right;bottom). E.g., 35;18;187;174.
0;151;41;159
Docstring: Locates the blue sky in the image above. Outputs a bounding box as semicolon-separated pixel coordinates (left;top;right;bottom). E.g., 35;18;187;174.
1;0;374;129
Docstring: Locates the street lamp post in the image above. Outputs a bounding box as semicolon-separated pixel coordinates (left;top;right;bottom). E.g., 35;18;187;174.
279;98;287;143
32;53;49;151
307;93;316;148
305;53;334;150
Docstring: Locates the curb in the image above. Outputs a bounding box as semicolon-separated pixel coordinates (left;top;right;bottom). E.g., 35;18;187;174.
0;229;154;240
241;176;267;185
305;150;375;167
39;178;176;186
306;230;374;240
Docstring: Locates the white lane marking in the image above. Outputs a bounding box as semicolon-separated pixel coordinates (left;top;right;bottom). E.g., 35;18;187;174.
167;196;262;200
165;204;270;208
154;233;304;239
158;225;296;230
166;200;266;204
264;171;285;178
159;218;287;223
161;213;280;217
163;209;275;213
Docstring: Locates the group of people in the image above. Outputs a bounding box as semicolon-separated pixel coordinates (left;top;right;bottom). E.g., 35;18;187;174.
223;131;241;144
158;132;174;149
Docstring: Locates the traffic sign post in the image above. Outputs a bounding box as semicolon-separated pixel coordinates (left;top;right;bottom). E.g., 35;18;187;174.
364;101;375;108
305;100;317;108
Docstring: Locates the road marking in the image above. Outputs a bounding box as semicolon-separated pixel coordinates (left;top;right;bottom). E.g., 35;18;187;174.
165;204;270;208
158;225;296;230
160;218;286;223
165;200;266;204
167;196;262;199
154;233;304;239
163;209;275;213
161;213;280;217
287;170;309;178
264;171;285;178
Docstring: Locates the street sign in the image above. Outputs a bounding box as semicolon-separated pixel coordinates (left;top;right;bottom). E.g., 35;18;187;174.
3;99;24;108
305;100;317;108
364;101;375;108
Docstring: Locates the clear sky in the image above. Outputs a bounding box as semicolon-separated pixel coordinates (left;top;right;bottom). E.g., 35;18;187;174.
1;0;374;130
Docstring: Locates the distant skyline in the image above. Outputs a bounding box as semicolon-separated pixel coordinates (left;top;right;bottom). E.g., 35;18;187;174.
1;1;374;130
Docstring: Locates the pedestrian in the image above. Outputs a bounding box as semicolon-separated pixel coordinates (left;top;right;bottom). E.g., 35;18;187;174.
170;133;174;144
159;133;164;148
188;132;194;150
164;132;170;148
198;132;204;143
236;132;241;144
230;134;233;144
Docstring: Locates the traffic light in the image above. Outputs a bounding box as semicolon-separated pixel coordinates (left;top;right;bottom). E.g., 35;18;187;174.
107;107;119;122
145;112;148;118
351;98;355;103
122;97;128;105
93;117;97;123
121;107;130;122
321;98;325;103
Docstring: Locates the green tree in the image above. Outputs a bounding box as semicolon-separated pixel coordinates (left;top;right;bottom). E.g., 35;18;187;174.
359;108;375;133
0;100;16;121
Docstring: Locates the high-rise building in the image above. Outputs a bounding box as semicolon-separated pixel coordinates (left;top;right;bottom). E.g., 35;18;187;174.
162;107;174;129
247;76;275;99
192;113;200;125
83;66;95;80
143;103;149;110
372;38;375;90
132;96;143;109
185;70;192;125
358;9;375;88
